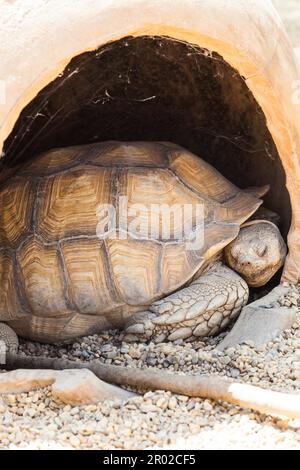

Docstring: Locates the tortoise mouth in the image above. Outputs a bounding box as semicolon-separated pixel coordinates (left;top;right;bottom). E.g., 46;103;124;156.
1;36;291;257
233;261;285;289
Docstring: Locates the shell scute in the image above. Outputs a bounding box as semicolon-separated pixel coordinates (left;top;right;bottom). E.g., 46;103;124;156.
16;236;71;317
0;178;34;245
60;238;121;315
0;248;26;320
36;167;114;242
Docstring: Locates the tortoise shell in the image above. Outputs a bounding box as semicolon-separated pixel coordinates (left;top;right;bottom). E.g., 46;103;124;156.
0;142;261;342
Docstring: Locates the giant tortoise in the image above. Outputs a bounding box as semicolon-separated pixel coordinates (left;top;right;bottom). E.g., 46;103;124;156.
0;142;286;350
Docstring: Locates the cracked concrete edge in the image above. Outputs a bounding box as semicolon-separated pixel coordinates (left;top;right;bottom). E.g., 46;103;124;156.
218;286;299;350
0;368;136;405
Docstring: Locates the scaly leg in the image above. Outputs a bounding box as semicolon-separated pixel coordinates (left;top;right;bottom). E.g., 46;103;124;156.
0;323;19;355
123;264;249;342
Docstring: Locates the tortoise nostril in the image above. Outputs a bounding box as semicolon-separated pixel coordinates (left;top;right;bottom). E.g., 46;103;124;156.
242;261;251;267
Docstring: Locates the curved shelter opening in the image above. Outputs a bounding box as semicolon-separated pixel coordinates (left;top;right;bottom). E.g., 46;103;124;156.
2;36;291;243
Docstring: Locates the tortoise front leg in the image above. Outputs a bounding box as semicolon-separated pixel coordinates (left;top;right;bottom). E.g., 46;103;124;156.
123;264;249;342
0;323;19;355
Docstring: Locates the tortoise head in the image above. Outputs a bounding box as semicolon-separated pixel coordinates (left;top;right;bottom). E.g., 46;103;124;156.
224;220;287;287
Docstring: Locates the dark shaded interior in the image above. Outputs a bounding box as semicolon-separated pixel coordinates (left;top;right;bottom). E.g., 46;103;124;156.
2;35;291;236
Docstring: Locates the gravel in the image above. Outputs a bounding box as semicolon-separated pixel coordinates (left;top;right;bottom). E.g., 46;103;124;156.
0;297;299;450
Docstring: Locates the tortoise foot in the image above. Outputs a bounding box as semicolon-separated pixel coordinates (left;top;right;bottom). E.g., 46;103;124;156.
0;323;19;359
122;311;168;343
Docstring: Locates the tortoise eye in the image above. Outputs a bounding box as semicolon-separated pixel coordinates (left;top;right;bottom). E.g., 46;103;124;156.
256;243;267;257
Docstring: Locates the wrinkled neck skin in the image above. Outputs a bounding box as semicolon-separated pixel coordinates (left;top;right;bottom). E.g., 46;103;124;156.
192;253;224;282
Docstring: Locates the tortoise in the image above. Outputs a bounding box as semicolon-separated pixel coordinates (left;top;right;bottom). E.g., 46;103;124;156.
0;141;286;351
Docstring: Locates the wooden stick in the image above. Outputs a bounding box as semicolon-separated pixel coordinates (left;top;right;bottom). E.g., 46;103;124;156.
5;354;300;419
